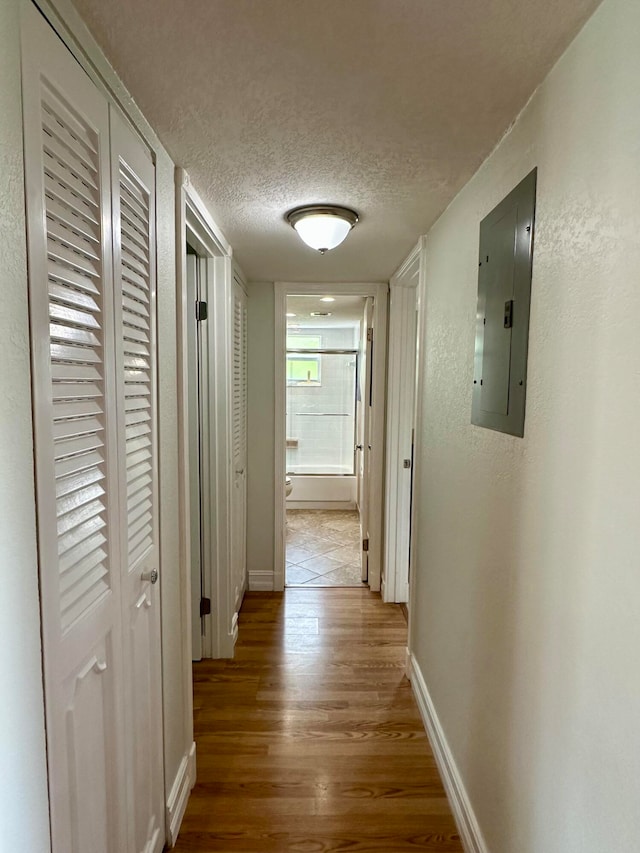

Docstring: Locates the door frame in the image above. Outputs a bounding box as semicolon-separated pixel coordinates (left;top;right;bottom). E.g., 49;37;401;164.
273;282;388;593
176;169;237;659
231;269;249;620
406;236;428;674
383;241;422;603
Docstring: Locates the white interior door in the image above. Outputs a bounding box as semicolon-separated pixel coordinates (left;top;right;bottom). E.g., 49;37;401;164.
110;108;164;853
231;279;248;614
358;298;374;582
186;254;204;660
384;268;419;604
23;7;164;851
22;7;127;851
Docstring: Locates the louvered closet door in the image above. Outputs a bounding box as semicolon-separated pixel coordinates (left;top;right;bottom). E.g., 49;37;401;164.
21;6;128;852
110;109;164;853
231;281;247;612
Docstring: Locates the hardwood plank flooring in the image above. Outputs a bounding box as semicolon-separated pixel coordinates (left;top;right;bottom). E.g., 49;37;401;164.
173;588;462;852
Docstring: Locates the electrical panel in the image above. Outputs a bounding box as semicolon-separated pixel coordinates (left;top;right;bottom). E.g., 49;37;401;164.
472;169;537;437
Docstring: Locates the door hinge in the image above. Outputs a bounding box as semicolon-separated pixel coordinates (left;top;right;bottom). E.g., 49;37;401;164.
366;327;373;343
200;597;211;617
196;300;208;322
403;459;411;469
503;299;514;329
362;538;369;552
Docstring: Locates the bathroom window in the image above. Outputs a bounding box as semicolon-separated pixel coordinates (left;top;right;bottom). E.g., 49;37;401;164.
286;334;321;386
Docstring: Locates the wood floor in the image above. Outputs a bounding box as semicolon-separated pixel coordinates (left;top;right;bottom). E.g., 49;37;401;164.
173;589;463;852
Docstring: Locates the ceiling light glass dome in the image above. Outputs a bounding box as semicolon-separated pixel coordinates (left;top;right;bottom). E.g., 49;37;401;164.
286;205;359;254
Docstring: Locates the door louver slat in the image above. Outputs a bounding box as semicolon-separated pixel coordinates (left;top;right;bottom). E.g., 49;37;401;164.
232;296;247;461
116;163;154;568
40;85;111;635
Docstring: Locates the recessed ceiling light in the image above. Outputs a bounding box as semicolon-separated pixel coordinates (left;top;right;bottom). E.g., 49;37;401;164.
320;297;335;303
286;312;296;317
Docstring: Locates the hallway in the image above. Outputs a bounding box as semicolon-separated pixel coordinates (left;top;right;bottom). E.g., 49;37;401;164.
175;589;462;851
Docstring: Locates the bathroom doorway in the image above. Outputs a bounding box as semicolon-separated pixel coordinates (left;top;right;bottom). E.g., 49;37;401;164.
274;283;388;592
285;296;362;586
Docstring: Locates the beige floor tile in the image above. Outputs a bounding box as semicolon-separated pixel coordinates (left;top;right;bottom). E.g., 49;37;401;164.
297;554;345;576
286;565;320;585
285;509;362;587
327;544;361;564
286;545;317;564
305;564;363;586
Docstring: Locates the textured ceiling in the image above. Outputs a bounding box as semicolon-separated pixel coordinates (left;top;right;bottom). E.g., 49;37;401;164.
72;0;600;282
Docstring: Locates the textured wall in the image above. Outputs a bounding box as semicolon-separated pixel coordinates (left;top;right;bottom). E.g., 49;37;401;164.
411;0;640;851
0;0;51;848
247;284;276;585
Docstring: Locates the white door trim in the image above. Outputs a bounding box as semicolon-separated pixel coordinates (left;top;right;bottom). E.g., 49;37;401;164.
231;270;249;626
274;281;388;593
176;169;237;659
383;242;421;603
406;237;428;668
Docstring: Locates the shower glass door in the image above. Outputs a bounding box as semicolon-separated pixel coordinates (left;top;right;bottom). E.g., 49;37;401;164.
286;349;357;475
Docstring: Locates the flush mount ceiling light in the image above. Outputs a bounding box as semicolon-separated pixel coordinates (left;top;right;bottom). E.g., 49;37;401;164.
286;312;296;317
320;297;335;303
286;205;359;254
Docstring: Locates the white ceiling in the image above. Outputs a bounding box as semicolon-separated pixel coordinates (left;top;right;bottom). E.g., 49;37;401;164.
72;0;600;283
287;295;365;328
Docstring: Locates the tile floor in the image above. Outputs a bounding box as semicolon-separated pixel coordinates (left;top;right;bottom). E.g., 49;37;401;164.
285;509;364;587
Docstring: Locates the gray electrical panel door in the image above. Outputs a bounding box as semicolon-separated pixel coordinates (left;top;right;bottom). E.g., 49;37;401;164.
472;169;536;437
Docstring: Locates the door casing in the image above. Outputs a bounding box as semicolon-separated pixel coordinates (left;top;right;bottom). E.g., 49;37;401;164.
176;170;243;659
273;282;388;593
383;241;422;603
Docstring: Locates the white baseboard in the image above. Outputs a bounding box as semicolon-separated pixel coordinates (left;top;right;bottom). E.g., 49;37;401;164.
408;653;489;853
248;569;274;591
165;741;196;847
286;500;357;510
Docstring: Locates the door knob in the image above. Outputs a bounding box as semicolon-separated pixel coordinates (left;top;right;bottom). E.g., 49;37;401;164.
235;468;244;475
355;444;363;451
142;569;158;585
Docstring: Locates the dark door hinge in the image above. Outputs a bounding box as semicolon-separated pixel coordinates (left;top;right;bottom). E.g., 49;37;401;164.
366;327;373;342
504;299;514;329
362;538;369;552
200;597;211;617
196;300;208;322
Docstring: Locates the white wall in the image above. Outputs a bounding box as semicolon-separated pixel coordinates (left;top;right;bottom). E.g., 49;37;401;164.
246;283;276;588
0;0;51;848
410;1;640;851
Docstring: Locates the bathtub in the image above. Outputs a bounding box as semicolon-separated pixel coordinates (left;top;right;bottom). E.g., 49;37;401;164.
286;470;357;509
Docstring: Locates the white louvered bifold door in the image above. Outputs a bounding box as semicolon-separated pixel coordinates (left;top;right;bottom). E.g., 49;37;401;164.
231;281;247;612
22;7;128;853
110;108;164;853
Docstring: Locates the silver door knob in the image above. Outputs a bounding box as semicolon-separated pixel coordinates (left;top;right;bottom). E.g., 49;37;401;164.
355;444;363;451
142;569;158;585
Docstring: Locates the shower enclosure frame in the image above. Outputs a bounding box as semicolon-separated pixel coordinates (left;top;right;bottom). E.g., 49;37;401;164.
286;346;360;478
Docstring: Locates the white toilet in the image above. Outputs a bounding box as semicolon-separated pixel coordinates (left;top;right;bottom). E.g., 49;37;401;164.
285;476;293;497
